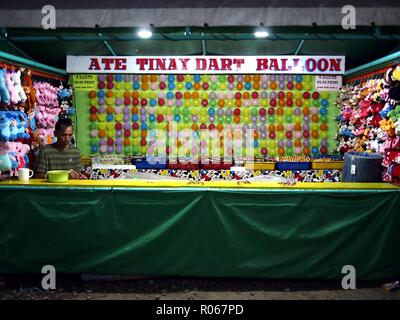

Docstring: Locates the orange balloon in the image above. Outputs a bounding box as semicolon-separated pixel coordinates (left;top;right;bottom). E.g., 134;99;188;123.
253;75;260;82
106;91;114;98
217;124;224;131
106;106;114;114
253;131;259;139
191;124;199;131
141;75;149;82
294;139;302;147
90;114;97;122
278;99;285;107
286;92;293;99
278;147;285;156
235;99;242;107
311;130;319;138
131;106;138;114
234;116;241;123
88;90;97;99
244;75;251;82
268;124;276;132
123;91;131;98
277;108;284;115
303;147;311;155
141;83;149;90
141;131;147;138
150;75;157;82
98;130;106;138
123;138;131;146
253;82;260;90
236;82;243;90
193;82;201;90
295;82;303;90
295;99;303;107
243;92;250;99
302;107;310;115
320;123;328;131
192;92;199;99
312;114;319;122
270;82;277;90
277;124;284;131
184;91;191;99
294;123;302;131
132;91;139;99
218;99;225;107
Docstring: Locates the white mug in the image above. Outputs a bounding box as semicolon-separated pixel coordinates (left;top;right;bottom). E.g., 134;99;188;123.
18;168;34;181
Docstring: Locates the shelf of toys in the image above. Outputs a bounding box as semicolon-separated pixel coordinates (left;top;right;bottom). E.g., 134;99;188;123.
0;59;74;178
336;63;400;184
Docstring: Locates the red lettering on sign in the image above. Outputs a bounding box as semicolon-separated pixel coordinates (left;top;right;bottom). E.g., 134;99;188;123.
101;58;113;70
221;59;233;71
196;58;207;70
179;58;190;70
88;58;100;70
269;59;280;71
281;58;288;71
156;58;166;70
136;58;148;71
330;58;341;72
114;58;127;70
233;59;245;69
317;58;329;72
305;58;316;72
168;59;177;70
256;59;268;70
208;59;220;70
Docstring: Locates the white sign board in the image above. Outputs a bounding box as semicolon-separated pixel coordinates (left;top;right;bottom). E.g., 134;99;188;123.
315;75;343;91
67;55;345;75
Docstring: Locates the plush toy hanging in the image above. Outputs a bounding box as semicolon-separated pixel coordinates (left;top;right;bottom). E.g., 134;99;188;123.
0;68;10;105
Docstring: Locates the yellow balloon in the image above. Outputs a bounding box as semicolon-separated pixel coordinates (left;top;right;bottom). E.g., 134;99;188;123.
303;83;312;91
277;116;284;123
115;83;122;90
285;108;293;115
193;99;200;107
140;146;147;154
124;83;131;90
141;91;148;99
97;123;106;130
176;82;184;90
311;123;319;131
200;116;207;123
184;75;192;82
295;92;302;99
90;99;97;106
227;100;233;107
202;75;210;82
277;132;285;140
107;130;115;138
201;92;208;100
191;107;200;115
303;100;311;108
132;131;140;138
150;91;157;99
294;116;301;123
106;123;114;130
243;108;250;116
321;92;330;99
106;98;114;105
311;140;319;147
260;99;268;106
320;132;328;139
115;91;122;99
200;108;207;116
98;114;106;122
185;100;191;107
219;83;227;90
260;141;268;148
243;116;250;123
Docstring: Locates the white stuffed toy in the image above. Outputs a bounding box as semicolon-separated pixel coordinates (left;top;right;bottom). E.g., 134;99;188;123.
13;70;27;103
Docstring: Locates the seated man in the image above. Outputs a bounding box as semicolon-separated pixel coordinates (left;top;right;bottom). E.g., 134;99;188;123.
34;118;86;179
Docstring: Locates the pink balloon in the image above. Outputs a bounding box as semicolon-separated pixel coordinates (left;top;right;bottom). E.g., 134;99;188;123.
244;100;251;107
294;147;302;154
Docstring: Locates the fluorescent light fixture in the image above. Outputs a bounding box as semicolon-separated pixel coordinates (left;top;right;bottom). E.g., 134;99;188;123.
137;29;152;39
254;30;269;38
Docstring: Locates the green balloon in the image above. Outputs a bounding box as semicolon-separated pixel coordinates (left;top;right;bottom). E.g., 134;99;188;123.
218;116;224;123
251;108;258;116
225;116;232;123
124;146;131;154
286;147;294;156
209;100;217;107
149;123;156;130
268;116;275;123
285;115;293;123
132;146;140;154
174;107;181;114
183;116;190;123
90;139;98;146
89;123;97;130
313;100;320;107
219;75;226;82
182;108;190;116
320;116;328;123
211;83;218;90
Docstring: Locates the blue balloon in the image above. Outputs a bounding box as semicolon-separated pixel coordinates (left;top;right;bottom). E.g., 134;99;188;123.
321;99;329;107
97;90;105;98
253;140;259;148
133;82;140;90
132;114;139;122
208;108;215;116
295;75;303;82
106;114;114;122
192;131;199;138
149;114;156;122
174;114;181;122
311;146;319;154
115;74;123;82
149;130;157;138
166;92;174;100
168;82;176;90
245;82;252;90
141;123;148;130
91;145;99;153
194;75;201;82
150;99;157;106
185;82;193;90
320;108;328;116
168;75;175;82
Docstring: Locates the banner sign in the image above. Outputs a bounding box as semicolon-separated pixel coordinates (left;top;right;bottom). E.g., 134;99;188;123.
71;74;97;90
67;55;345;75
315;75;343;91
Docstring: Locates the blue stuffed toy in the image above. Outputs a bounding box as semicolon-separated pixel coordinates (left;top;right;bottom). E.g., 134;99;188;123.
0;111;11;141
0;68;10;105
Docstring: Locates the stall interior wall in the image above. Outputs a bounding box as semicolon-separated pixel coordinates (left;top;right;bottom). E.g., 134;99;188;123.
73;74;339;159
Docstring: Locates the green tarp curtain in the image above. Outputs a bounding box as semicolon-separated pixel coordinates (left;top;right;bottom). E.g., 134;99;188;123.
0;188;399;280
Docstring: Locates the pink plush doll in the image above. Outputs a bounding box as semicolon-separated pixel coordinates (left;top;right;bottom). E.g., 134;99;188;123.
5;71;21;105
13;70;27;103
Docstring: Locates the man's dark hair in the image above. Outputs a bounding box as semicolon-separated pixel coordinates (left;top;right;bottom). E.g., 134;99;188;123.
55;117;73;132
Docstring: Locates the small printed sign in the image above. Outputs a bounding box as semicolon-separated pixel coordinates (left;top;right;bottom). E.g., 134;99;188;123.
72;74;97;90
315;75;343;91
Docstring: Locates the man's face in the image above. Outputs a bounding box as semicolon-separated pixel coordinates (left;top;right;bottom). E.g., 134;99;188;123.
55;126;73;147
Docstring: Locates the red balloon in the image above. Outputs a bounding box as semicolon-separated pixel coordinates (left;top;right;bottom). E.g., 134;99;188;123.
106;82;114;90
177;75;184;82
124;130;131;137
235;92;242;100
269;131;276;139
115;122;123;130
259;108;266;116
278;91;285;99
89;106;97;114
107;138;114;145
132;123;139;130
175;92;183;99
140;99;147;106
106;75;114;82
287;82;294;90
303;92;310;99
208;124;216;130
201;99;208;107
140;138;147;146
98;81;105;89
320;146;327;154
312;92;320;99
303;130;310;138
157;115;164;122
268;107;275;115
158;98;165;106
228;75;235;83
124;98;131;106
234;108;241;116
200;123;207;130
132;98;139;106
285;131;293;139
202;82;209;90
286;99;293;107
159;82;166;90
252;91;259;99
270;99;277;107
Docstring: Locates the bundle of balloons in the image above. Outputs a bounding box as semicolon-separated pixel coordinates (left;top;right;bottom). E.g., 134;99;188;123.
87;74;331;157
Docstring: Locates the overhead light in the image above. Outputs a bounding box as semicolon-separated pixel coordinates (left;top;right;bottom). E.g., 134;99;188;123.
137;29;152;39
254;29;269;38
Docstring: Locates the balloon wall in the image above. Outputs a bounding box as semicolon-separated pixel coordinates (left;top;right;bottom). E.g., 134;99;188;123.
74;74;338;158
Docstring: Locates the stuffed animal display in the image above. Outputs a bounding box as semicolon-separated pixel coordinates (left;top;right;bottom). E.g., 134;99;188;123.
336;63;400;182
0;141;30;175
0;110;29;141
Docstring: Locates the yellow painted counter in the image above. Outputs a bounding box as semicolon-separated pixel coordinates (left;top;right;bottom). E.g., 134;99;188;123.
0;178;398;190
